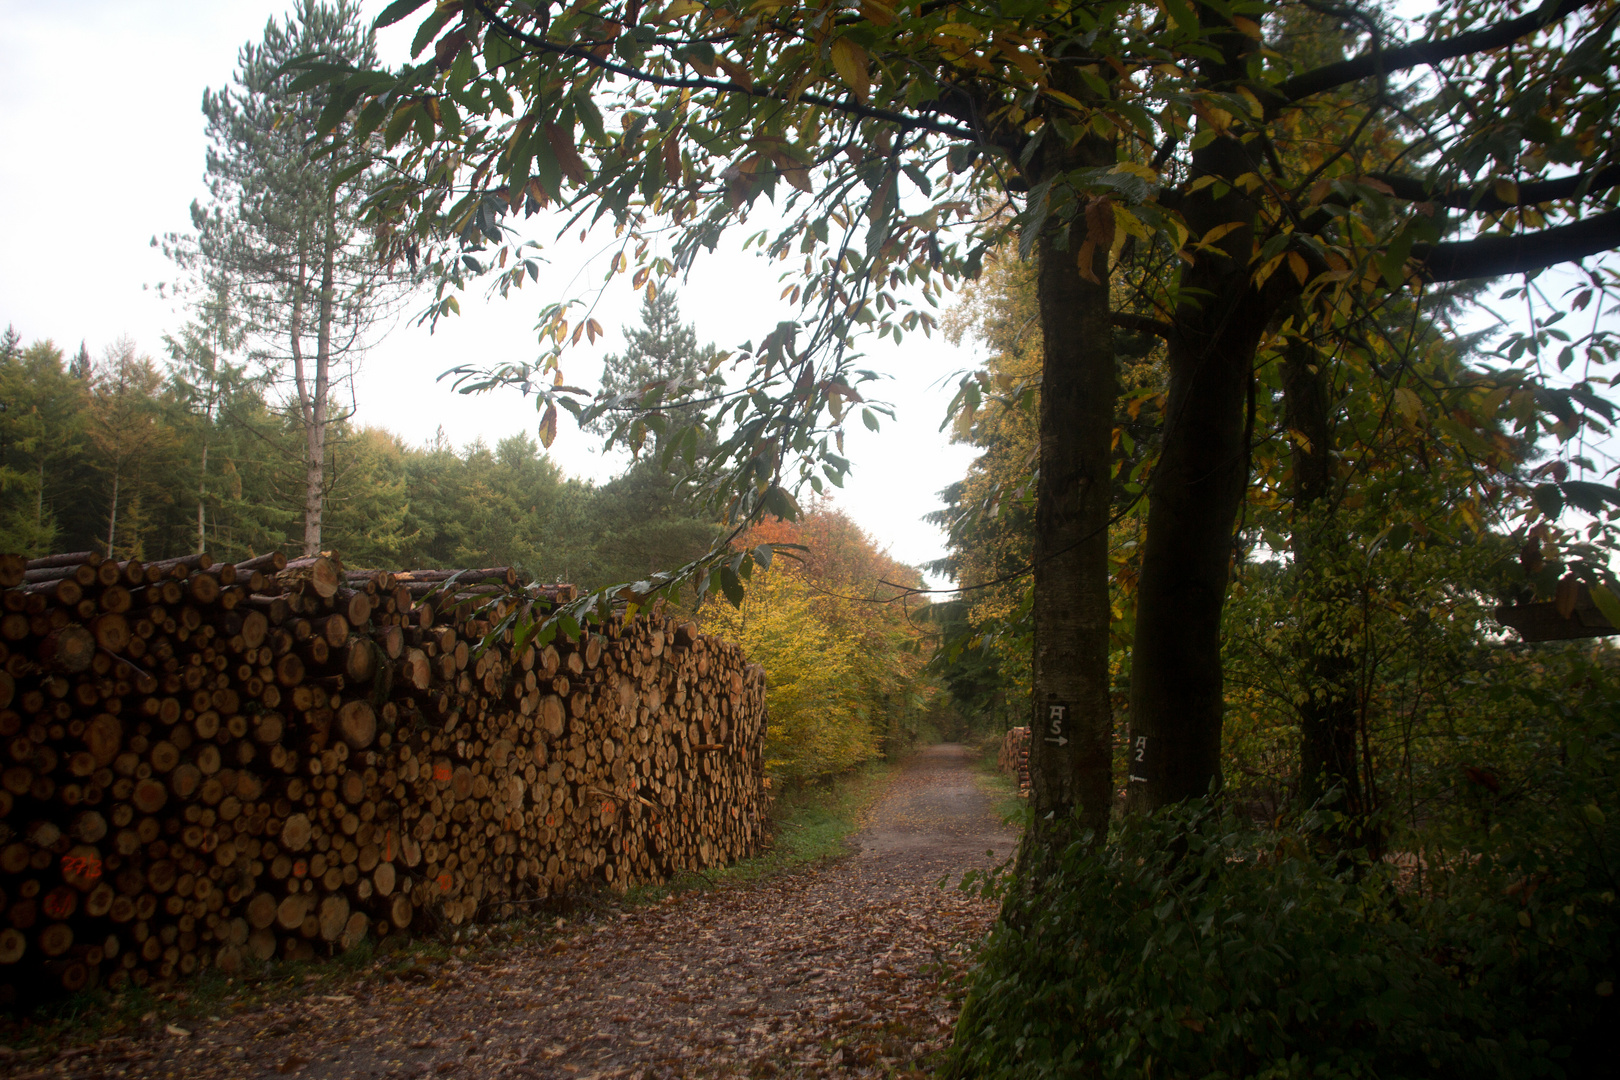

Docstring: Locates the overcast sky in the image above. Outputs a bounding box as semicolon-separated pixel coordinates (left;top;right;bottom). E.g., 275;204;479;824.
0;0;979;580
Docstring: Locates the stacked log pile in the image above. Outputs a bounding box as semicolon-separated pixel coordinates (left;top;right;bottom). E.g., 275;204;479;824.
998;727;1030;796
0;549;768;1005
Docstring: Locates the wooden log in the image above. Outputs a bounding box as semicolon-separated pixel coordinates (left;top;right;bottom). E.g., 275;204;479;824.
23;564;97;586
281;556;341;599
146;553;213;577
396;567;521;588
25;552;103;570
0;550;771;1003
236;552;288;574
40;626;96;673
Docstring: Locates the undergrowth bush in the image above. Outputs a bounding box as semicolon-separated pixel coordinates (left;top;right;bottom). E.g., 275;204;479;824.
951;790;1617;1079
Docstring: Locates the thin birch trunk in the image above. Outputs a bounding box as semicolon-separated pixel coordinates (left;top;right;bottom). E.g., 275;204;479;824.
196;439;209;555
305;199;337;557
106;471;120;558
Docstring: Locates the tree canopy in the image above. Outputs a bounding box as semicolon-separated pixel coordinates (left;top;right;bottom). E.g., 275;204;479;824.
297;0;1620;829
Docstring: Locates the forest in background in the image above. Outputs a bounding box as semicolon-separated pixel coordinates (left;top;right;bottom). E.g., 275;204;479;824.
0;321;703;588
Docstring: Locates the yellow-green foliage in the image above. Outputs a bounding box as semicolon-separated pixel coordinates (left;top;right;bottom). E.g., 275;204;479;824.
702;569;878;780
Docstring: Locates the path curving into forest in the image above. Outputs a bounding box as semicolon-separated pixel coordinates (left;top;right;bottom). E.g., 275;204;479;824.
2;744;1016;1080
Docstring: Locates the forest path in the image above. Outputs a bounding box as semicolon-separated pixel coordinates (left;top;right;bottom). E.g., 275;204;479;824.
7;744;1016;1080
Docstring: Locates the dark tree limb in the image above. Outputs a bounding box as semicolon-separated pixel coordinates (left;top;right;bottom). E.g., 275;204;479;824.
1373;163;1620;212
1111;312;1175;339
1416;208;1620;281
1276;0;1599;105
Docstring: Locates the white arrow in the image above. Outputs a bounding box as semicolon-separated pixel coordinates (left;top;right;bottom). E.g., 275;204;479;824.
1044;736;1068;746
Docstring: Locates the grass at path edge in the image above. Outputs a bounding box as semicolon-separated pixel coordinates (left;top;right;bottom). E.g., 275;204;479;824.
0;757;903;1052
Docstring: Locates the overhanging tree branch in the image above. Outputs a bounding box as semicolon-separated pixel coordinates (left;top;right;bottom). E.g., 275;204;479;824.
1112;312;1174;338
1374;163;1620;211
1416;208;1620;281
1276;0;1599;104
468;0;984;144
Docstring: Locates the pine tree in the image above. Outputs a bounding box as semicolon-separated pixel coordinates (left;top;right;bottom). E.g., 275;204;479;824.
166;0;404;555
87;340;175;558
0;338;92;554
591;289;714;454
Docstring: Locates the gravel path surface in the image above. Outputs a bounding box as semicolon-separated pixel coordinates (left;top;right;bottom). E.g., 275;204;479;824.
2;743;1015;1080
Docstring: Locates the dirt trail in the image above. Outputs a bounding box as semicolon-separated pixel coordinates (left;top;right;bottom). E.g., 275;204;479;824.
3;744;1015;1080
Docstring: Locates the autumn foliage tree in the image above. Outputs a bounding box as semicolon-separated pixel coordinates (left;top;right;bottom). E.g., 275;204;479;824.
704;505;939;780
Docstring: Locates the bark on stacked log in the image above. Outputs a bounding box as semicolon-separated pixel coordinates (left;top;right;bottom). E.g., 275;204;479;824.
998;727;1030;796
0;549;768;1007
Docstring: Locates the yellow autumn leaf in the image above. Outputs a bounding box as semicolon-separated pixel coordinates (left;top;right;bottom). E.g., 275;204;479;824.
829;37;870;103
1198;221;1244;248
1045;88;1086;112
859;0;896;26
1494;177;1520;205
1111;203;1153;242
1393;386;1424;423
1111;161;1160;183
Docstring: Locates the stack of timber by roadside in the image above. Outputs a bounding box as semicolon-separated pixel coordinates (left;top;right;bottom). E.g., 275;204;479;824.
998;727;1030;796
0;549;768;1006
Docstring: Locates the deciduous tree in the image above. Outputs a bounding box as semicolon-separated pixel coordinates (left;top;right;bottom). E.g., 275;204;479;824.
297;0;1620;836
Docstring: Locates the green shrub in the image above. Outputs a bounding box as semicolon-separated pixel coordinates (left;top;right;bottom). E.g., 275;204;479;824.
950;793;1617;1079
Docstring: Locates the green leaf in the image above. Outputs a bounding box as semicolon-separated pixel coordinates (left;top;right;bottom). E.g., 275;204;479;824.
754;544;774;570
1587;584;1620;630
375;0;430;29
720;564;746;607
1533;483;1564;519
410;7;454;58
1561;480;1620;514
861;408;880;431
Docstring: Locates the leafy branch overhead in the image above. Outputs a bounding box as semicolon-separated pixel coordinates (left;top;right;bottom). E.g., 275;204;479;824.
291;2;1620;764
299;0;1618;480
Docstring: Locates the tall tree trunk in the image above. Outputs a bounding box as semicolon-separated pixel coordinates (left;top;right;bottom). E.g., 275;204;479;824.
35;458;44;531
1125;12;1286;813
196;438;209;555
106;470;120;558
1126;130;1274;812
1022;130;1118;847
305;206;336;557
1281;345;1371;825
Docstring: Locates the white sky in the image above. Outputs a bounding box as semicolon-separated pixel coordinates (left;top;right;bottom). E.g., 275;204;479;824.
0;0;979;582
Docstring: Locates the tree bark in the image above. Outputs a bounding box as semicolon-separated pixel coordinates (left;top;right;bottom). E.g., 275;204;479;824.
306;207;336;558
1023;133;1118;841
1279;346;1367;817
1127;111;1274;813
196;438;208;556
105;471;120;560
